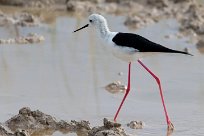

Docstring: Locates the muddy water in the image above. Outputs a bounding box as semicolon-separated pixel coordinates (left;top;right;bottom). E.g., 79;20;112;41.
0;12;203;136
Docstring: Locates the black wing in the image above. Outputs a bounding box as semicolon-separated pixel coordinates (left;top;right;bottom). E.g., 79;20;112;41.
112;32;191;55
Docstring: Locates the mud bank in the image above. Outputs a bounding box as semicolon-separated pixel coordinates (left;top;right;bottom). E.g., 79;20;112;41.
0;0;57;8
1;0;204;43
0;107;131;136
0;11;40;27
66;0;204;43
0;33;44;44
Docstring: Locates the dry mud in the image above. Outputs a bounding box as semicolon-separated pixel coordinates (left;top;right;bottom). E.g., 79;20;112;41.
0;107;134;136
0;0;204;44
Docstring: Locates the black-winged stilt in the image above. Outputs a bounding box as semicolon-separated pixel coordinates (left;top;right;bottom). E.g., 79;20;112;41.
73;14;192;130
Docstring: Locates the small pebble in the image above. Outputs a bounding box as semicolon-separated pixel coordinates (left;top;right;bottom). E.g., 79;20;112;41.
127;121;144;129
164;35;170;39
118;72;123;76
105;81;127;94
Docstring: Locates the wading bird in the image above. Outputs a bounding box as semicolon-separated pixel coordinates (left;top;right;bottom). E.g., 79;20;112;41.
73;14;192;130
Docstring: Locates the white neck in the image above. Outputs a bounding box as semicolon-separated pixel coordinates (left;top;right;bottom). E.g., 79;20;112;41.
96;22;110;39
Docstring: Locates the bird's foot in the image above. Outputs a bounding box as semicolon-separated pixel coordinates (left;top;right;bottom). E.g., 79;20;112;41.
167;122;174;134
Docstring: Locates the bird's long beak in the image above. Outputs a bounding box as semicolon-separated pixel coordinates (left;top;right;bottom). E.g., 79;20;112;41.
73;24;89;33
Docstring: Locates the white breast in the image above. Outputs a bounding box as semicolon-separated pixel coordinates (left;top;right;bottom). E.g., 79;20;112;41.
103;32;138;62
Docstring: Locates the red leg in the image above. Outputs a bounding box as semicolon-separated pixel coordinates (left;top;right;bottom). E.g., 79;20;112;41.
137;59;174;130
114;62;131;122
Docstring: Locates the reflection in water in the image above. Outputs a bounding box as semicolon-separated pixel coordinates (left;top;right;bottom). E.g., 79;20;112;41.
0;49;10;91
31;129;88;136
0;12;203;136
166;128;174;136
88;28;101;116
31;129;55;136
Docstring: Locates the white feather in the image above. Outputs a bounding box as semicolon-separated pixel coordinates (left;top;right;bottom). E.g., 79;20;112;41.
88;14;150;62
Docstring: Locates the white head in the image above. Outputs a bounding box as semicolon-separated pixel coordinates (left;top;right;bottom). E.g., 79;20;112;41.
73;14;110;38
88;14;108;28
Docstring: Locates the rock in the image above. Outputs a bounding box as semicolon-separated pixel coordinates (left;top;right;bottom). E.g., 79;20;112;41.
196;38;204;54
14;129;30;136
103;118;121;129
0;124;30;136
19;107;32;116
146;0;169;8
0;0;55;8
127;121;144;129
118;72;123;76
57;120;91;135
0;0;24;6
169;0;191;3
69;120;91;131
66;0;103;4
1;108;130;136
66;1;96;13
0;12;40;27
164;35;170;39
105;81;127;94
124;12;156;29
89;118;128;136
0;124;14;136
179;1;204;35
15;12;40;27
25;33;45;43
5;107;58;133
105;0;120;3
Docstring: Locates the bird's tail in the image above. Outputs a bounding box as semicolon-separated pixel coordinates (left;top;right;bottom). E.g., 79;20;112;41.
170;49;193;56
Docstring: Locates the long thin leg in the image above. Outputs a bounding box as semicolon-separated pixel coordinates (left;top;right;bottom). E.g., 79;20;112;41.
114;62;131;122
137;59;174;130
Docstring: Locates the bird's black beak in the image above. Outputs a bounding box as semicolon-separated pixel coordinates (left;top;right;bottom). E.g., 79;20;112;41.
73;24;89;33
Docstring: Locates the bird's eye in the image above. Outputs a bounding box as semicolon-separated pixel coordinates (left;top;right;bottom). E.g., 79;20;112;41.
89;20;93;23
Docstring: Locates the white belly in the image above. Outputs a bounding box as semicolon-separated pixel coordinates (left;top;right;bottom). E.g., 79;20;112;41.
111;45;156;62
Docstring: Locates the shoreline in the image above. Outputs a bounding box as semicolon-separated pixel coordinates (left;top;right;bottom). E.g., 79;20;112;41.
0;0;204;46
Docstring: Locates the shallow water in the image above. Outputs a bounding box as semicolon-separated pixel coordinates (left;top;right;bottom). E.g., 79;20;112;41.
0;10;204;136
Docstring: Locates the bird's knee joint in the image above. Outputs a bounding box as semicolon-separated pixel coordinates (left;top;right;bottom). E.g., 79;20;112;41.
154;76;161;84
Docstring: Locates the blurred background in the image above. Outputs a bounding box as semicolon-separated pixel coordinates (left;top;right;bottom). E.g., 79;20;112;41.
0;0;204;136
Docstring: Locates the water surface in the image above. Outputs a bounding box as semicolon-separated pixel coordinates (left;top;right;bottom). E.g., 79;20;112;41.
0;11;203;136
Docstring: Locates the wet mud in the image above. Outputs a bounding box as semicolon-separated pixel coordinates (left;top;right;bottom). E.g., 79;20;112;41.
0;107;131;136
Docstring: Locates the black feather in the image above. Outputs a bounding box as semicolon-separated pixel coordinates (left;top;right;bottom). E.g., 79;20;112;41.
112;33;192;56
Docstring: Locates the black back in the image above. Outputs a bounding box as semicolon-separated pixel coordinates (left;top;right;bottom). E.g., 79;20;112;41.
112;32;191;55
